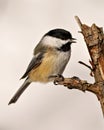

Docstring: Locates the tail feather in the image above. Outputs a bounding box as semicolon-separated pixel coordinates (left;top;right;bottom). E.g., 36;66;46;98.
8;79;31;105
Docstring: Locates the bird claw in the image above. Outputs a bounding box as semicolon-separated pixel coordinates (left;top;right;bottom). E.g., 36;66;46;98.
53;74;64;85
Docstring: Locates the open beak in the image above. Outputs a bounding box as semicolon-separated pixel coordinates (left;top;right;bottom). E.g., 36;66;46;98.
70;38;77;43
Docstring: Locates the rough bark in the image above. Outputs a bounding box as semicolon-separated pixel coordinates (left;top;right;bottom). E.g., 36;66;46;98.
54;16;104;116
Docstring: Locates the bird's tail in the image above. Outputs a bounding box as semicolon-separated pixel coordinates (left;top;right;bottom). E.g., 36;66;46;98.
8;79;31;105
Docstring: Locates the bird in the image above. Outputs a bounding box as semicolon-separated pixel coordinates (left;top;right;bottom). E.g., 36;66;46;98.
8;28;76;105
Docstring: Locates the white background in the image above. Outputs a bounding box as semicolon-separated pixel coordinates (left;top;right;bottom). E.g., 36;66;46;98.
0;0;104;130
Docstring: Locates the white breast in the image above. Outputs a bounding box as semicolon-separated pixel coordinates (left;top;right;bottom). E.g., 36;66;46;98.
52;50;71;75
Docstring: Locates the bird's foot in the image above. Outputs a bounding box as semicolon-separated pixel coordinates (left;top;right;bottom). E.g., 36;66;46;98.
53;74;64;85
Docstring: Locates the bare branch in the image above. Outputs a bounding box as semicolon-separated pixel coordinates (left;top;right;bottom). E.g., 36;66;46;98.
54;16;104;116
54;76;104;96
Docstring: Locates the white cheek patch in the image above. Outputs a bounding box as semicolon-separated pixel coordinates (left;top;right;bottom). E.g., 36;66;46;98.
42;36;70;48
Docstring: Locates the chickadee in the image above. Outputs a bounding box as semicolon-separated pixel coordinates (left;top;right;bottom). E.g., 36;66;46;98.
8;28;76;105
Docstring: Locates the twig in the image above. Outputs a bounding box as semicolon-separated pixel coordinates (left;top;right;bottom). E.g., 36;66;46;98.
78;61;92;71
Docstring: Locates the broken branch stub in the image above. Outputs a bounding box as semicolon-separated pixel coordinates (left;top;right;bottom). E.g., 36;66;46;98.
54;16;104;116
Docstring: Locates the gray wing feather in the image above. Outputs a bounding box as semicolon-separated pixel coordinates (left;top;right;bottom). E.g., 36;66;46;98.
21;53;44;79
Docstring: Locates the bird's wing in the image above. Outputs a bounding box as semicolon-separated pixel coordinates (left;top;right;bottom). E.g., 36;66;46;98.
20;52;44;79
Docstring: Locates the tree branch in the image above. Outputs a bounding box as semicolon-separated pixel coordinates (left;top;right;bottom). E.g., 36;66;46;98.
54;16;104;116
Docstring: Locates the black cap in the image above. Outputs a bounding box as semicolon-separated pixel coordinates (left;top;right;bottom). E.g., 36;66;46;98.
44;28;73;40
